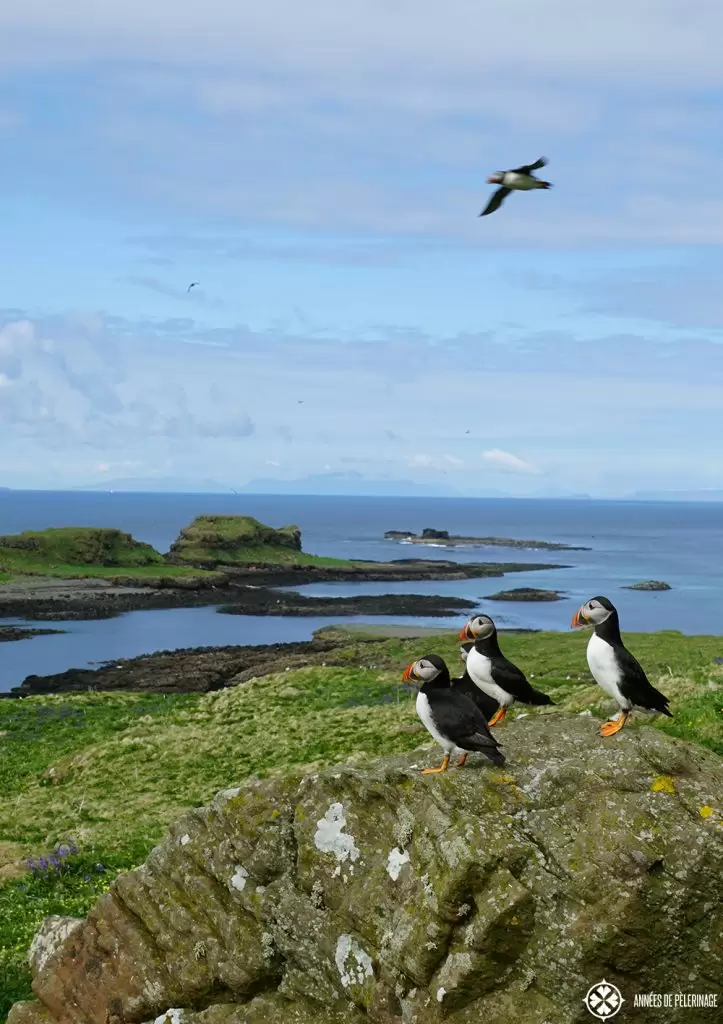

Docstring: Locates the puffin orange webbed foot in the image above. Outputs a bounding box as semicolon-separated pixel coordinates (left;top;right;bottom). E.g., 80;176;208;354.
600;713;628;737
421;755;450;775
455;753;468;768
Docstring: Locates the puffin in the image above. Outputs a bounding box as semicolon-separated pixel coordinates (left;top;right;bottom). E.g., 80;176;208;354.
459;614;555;725
402;654;505;773
480;157;552;217
456;642;498;722
571;596;673;736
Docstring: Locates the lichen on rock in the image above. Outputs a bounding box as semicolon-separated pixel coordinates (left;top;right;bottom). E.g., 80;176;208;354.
8;716;723;1024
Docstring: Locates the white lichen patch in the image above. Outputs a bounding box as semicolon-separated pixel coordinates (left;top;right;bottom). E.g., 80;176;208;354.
179;834;191;846
387;847;410;881
27;916;83;975
436;987;446;1003
229;865;249;891
219;787;240;801
335;933;374;988
154;1011;184;1024
314;802;360;867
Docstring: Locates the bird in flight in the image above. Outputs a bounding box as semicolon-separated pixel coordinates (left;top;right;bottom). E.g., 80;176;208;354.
479;158;552;217
187;282;199;292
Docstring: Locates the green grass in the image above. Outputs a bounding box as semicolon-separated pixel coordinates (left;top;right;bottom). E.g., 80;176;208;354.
204;545;355;568
168;514;357;569
1;628;721;1019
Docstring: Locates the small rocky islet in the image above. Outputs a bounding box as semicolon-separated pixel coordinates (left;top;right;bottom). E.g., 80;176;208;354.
624;580;673;591
384;526;590;551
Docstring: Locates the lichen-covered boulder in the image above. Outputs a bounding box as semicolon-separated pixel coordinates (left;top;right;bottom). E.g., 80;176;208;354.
8;716;722;1024
27;917;84;976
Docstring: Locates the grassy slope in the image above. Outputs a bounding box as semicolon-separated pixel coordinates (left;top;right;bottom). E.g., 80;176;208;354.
1;628;722;1018
0;527;213;582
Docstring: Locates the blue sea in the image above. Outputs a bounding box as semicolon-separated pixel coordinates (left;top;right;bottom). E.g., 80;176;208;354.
1;490;722;691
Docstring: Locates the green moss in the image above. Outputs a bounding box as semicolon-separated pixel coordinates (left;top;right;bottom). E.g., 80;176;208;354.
167;514;354;568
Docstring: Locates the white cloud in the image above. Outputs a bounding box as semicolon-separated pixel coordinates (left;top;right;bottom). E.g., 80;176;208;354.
2;310;723;494
481;449;540;475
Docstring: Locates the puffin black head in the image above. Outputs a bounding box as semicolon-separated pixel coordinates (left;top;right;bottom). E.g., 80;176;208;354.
487;171;504;184
402;654;449;686
458;614;496;642
571;595;616;629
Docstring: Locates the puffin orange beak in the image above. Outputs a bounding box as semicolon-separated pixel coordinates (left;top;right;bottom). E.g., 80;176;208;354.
570;607;587;629
458;624;472;641
402;663;418;682
486;176;495;184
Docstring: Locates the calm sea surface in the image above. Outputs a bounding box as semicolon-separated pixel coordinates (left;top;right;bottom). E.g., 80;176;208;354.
1;491;722;691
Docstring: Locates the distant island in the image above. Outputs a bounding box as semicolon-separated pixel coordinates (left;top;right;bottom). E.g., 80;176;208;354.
0;514;567;622
384;527;589;552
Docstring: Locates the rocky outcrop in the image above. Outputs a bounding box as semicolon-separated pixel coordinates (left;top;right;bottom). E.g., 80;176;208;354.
484;588;564;602
9;717;722;1024
167;516;302;566
624;581;673;592
384;531;588;552
0;527;165;568
0;626;64;642
217;592;476;618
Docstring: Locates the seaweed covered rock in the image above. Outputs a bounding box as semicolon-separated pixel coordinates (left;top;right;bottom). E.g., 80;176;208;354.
9;717;723;1024
167;515;302;566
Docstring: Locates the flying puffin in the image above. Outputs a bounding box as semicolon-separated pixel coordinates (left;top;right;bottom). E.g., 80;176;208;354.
457;642;498;722
402;654;505;773
571;596;672;737
480;157;552;217
459;614;555;725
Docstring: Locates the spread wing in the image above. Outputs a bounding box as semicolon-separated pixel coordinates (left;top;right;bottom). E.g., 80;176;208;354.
512;156;547;174
617;645;671;714
479;186;511;216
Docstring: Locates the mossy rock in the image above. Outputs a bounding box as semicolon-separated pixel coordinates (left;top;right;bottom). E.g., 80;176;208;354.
0;528;164;569
167;515;302;566
9;717;723;1024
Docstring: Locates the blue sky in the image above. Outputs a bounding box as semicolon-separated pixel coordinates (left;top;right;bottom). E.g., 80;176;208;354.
2;2;723;496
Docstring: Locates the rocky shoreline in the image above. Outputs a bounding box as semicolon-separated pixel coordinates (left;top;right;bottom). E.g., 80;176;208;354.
0;635;386;698
217;590;476;617
0;625;65;642
0;559;565;621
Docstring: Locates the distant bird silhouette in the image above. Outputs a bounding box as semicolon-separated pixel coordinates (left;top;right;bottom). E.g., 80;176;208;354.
480;158;552;217
187;282;199;292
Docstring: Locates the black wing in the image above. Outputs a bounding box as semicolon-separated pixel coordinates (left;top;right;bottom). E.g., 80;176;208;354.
512;157;547;175
490;656;554;706
452;673;498;722
479;186;511;217
434;690;504;764
617;646;672;715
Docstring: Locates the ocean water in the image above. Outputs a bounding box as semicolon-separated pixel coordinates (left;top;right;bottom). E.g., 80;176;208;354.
1;490;722;691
